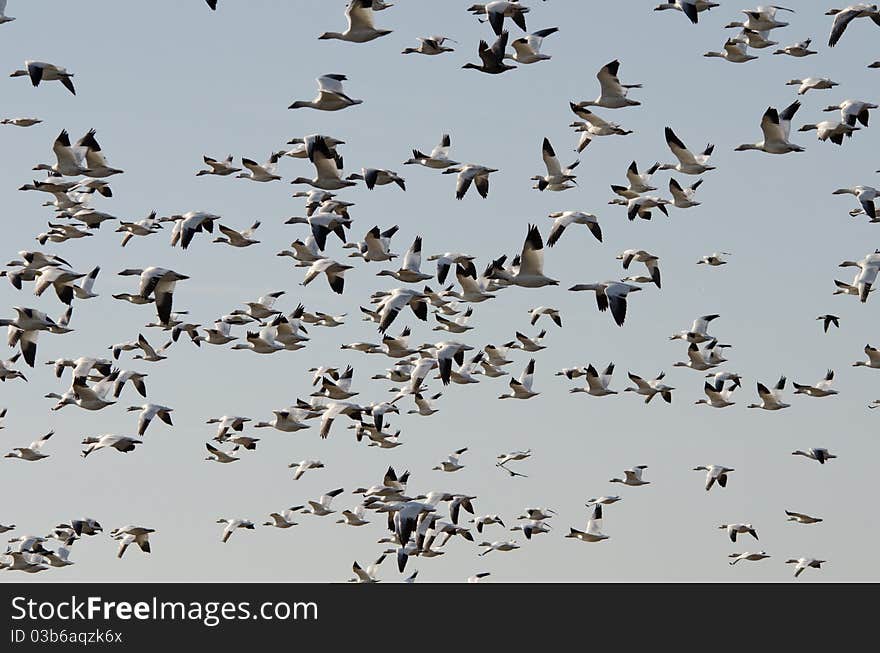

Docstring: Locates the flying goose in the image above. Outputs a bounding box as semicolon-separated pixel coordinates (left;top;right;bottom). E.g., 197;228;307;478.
10;61;75;94
827;4;880;47
791;447;837;464
477;540;521;556
462;30;516;75
302;258;352;295
816;314;840;333
576;59;642;109
832;186;878;220
704;38;758;63
569;281;642;326
1;117;40;127
217;518;254;543
747;376;790;410
617;250;661;288
695;381;736;408
111;526;154;558
786;557;825;578
693;464;734;491
402;36;456;56
786;510;823;524
319;0;391;43
532;138;578;191
853;344;880;368
565;503;609;543
624;372;674;404
735;27;779;49
729;551;771;565
301;488;345;517
720;523;758;542
670;314;720;344
793;370;838;397
498;358;539;400
213;221;261;247
653;1;719;24
126;404;173;436
735;101;804;154
349;555;386;583
787;77;839;95
668;177;704;207
404;134;458;169
528;306;561;327
489;225;558;288
117;267;189;326
661;127;715;174
468;1;530;35
798;120;860;144
81;435;142;457
824;100;879;129
289;74;363;111
674;343;722;372
570;363;617;397
4;430;53;461
838;254;880;302
610;465;650;486
442;164;498;200
237;154;281;182
377;237;431;283
347;167;406;191
433;448;468;472
773;38;817;56
116;213;163;247
505;27;558;64
547;211;602;246
725;6;794;31
197;155;241;177
568;109;633;151
336;506;370;526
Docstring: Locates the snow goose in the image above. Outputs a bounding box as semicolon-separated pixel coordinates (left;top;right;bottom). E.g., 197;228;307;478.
610;465;650;486
126;404;172;436
468;1;530;35
75;130;123;177
217;518;254;543
587;496;621;506
747;376;789;410
205;415;251;440
117;267;189;326
490;225;559;288
442;163;498;199
462;31;516;75
32;266;87;305
773;38;817;56
213;221;261;247
336;506;370;526
262;510;300;529
693;464;734;491
498;358;539;400
735;101;804;154
571;363;617;397
791;447;836;464
319;0;391;43
816;314;840;332
704;38;758;63
346;167;405;191
720;523;758;542
569;281;642;326
660;127;715;174
116;212;163;247
547;211;602;246
345;225;398;262
404;134;459;169
511;519;551;540
793;370;838;397
653;1;719;24
433;448;468;472
255;407;312;432
617;250;661;288
2;552;48;573
375;288;428;333
565;504;609;542
725;6;794;31
729;551;771;565
786;510;823;524
10;61;75;94
289;74;363;111
41;547;75;567
197;155;240;177
798;120;859;144
506;27;558;64
111;526;154;558
832;186;878;219
827;4;880;46
302;258;352;294
576;59;642;109
695;381;736;408
532;138;578;191
513;330;546;353
528;306;561;327
608;195;671;221
477;540;520;556
80;434;142;457
4;430;53;461
349;555;385;583
824;100;878;131
131;333;171;363
467;572;491;583
624;372;674;403
196;320;237;346
669;314;719;344
735;27;779;49
568;110;632;151
853;344;880;368
0;353;26;382
237;154;281;182
204;442;240;463
675;343;720;372
1;117;40;127
229;326;285;354
838;255;880;302
786;77;839;95
377;237;431;282
786;557;825;578
669;178;704;207
402;36;456;56
35;130;88;176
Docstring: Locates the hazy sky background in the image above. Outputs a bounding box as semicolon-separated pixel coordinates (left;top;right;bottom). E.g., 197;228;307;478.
1;0;879;582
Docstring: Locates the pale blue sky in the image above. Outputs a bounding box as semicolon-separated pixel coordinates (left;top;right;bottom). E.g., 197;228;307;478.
1;1;878;582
